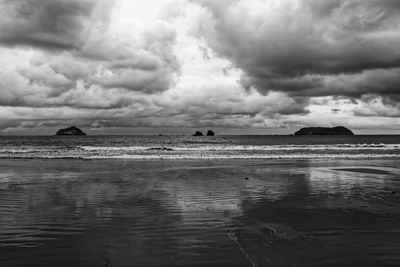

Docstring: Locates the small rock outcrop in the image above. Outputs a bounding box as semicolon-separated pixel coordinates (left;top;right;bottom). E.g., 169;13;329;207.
294;126;354;136
56;126;87;136
193;131;204;136
207;130;215;136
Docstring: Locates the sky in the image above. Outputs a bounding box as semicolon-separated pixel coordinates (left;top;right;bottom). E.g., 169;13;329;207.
0;0;400;135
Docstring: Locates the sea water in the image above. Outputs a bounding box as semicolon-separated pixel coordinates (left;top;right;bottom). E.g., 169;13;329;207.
1;135;400;266
0;135;399;159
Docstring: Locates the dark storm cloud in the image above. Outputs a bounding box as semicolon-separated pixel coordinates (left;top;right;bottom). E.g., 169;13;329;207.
193;0;400;100
0;0;110;50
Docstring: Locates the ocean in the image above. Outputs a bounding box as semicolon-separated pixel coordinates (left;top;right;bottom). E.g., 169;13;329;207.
1;135;400;266
1;135;400;159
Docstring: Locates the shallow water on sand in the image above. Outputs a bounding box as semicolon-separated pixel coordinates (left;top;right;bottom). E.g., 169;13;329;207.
0;159;399;266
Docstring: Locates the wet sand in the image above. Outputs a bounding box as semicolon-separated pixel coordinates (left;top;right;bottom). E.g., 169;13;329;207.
0;159;399;266
334;168;392;175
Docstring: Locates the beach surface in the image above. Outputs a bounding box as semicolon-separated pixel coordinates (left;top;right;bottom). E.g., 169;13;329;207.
0;158;399;266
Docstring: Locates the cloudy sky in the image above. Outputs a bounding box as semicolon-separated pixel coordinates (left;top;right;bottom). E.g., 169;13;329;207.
1;0;400;135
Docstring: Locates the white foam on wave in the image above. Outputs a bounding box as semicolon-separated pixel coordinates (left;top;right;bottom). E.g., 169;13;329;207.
2;153;396;160
78;144;400;152
1;144;399;160
0;148;56;153
78;146;146;151
86;153;400;160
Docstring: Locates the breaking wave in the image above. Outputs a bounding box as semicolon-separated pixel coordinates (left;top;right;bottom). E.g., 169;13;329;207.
0;143;399;160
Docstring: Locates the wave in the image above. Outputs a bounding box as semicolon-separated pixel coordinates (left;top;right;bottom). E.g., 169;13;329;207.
86;153;400;160
1;153;400;160
0;148;59;153
146;147;174;151
77;144;400;152
0;144;399;160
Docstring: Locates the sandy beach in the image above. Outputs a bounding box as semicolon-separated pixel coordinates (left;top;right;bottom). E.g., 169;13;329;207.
0;158;399;266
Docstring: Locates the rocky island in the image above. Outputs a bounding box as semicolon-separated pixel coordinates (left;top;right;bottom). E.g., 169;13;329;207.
56;126;87;136
193;130;215;136
294;126;354;136
193;131;204;136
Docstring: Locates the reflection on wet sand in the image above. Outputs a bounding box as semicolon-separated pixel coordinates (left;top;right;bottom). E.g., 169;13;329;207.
334;168;392;175
0;159;399;266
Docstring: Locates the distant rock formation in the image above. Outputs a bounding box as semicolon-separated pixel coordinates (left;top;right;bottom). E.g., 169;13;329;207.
207;130;215;136
294;126;354;136
56;126;86;136
193;131;204;136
